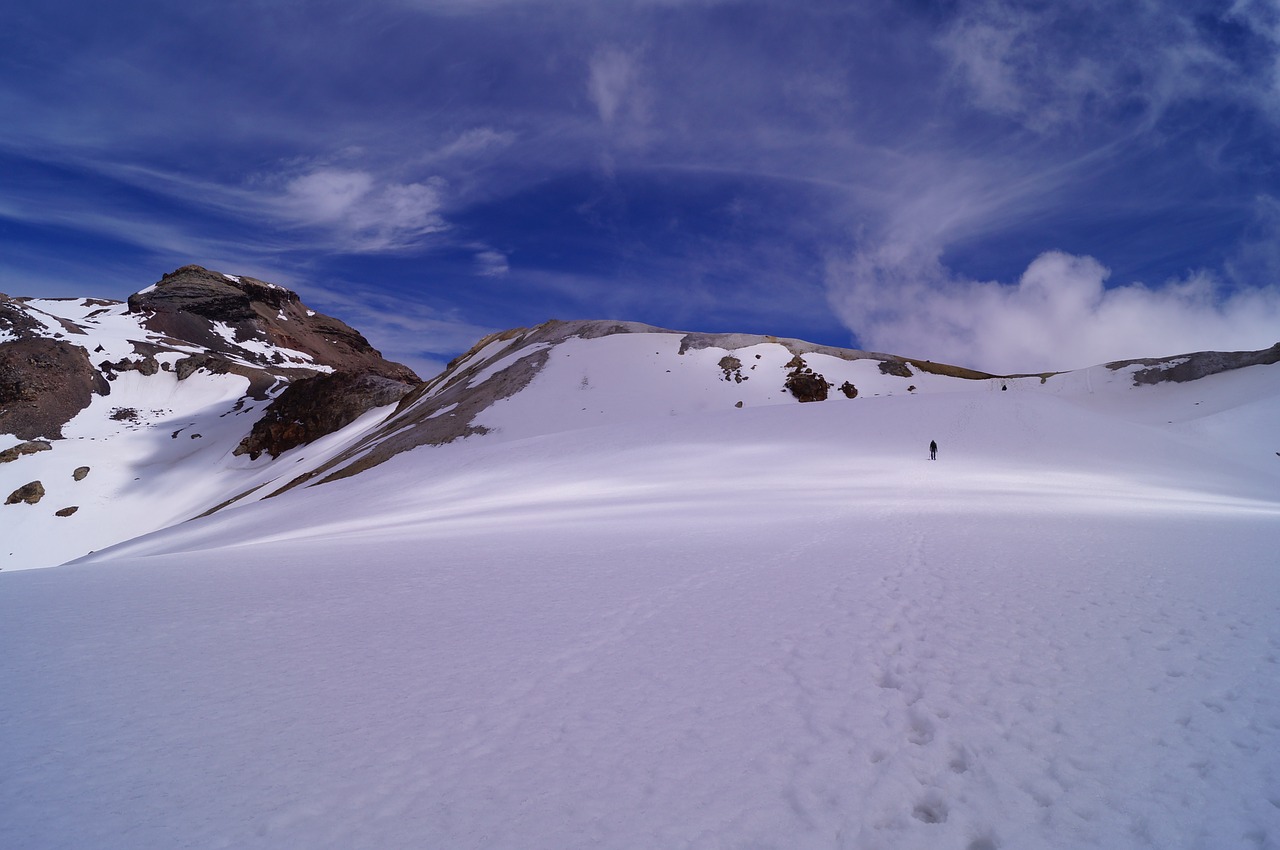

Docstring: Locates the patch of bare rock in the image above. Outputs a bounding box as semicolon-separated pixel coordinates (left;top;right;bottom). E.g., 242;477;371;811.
235;371;418;460
0;339;109;440
5;481;44;505
784;355;830;402
0;440;52;463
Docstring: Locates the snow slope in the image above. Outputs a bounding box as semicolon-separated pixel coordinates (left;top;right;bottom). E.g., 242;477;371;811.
3;326;1279;849
0;294;403;569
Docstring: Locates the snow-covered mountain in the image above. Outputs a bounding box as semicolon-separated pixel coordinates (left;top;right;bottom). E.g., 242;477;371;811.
1;265;420;568
2;268;1279;849
5;267;1276;570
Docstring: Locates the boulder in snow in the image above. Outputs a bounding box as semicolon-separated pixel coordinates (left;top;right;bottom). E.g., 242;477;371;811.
5;481;45;505
0;440;52;464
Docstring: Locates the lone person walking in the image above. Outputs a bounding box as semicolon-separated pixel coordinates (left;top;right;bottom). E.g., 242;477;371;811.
929;439;938;461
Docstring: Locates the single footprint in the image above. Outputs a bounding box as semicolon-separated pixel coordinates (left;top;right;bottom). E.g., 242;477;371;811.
912;796;948;824
907;709;935;746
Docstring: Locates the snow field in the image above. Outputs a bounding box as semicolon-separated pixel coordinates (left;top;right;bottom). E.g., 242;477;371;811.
2;362;1272;848
2;323;1279;848
2;502;1276;849
0;369;400;569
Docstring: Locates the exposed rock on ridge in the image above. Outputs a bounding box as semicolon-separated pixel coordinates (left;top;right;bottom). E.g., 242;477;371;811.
235;372;418;460
1108;343;1280;385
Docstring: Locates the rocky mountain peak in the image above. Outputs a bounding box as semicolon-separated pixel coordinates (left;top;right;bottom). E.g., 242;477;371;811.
129;264;300;318
127;265;418;383
1;265;421;449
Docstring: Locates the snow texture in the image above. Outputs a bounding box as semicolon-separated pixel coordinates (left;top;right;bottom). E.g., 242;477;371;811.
2;329;1279;849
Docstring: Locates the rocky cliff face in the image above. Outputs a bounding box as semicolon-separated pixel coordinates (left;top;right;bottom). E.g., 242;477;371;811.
234;372;421;460
0;338;110;440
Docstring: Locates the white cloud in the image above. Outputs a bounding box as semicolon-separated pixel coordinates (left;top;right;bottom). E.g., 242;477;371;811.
432;127;518;161
587;47;643;127
473;249;510;277
277;167;448;252
828;245;1280;374
935;0;1271;135
1227;0;1280;114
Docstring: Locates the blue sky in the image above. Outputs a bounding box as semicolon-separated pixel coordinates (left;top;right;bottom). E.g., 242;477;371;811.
3;0;1279;376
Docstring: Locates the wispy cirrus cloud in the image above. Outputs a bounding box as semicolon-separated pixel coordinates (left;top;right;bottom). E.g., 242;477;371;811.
937;0;1280;135
430;128;518;162
588;47;644;128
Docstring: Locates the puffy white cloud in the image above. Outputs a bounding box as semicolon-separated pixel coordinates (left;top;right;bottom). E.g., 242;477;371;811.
281;169;374;223
828;244;1280;374
277;168;447;252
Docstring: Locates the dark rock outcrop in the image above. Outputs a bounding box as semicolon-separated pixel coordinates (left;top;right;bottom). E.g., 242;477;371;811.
129;265;418;382
0;339;109;439
55;506;78;517
5;480;45;505
73;466;90;481
718;356;747;383
173;353;234;380
1109;343;1280;385
0;440;52;463
784;355;830;402
100;355;160;377
234;371;416;460
878;359;913;378
786;370;831;402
